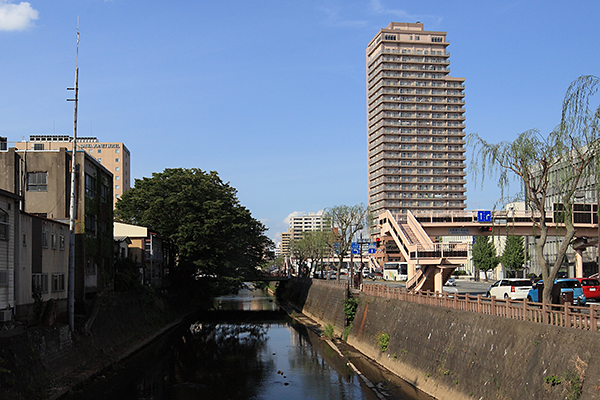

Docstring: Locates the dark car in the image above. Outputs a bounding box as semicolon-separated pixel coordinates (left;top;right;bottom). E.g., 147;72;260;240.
575;278;600;301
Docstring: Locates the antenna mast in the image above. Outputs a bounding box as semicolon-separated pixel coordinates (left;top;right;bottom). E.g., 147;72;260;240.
67;21;79;332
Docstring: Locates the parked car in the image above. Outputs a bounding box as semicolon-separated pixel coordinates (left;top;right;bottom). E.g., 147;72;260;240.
486;278;532;300
575;277;600;301
526;278;587;306
444;278;456;286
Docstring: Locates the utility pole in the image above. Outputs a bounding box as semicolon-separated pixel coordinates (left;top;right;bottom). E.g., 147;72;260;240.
67;23;79;332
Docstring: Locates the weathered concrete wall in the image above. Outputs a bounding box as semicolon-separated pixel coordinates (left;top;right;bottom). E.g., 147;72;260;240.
0;291;176;399
278;278;347;333
349;295;600;400
279;280;600;400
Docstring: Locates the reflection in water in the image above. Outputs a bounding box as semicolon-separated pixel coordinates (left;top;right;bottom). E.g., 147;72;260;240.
61;287;427;400
173;322;273;399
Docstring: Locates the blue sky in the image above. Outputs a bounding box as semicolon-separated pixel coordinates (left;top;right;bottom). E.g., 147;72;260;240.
1;0;599;244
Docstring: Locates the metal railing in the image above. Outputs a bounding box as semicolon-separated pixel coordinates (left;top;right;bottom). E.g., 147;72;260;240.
362;283;600;331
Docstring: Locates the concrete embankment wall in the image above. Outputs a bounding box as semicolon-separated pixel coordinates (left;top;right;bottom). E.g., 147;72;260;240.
277;278;347;333
0;291;178;399
279;279;600;400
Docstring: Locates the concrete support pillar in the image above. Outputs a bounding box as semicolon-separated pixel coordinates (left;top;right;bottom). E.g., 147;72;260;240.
434;267;443;293
408;262;417;282
575;249;584;278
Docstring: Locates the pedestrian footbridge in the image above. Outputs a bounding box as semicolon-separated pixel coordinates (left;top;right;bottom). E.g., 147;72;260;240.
375;206;599;294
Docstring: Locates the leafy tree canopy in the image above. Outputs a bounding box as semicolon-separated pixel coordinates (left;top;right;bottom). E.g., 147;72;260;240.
324;204;371;279
290;230;334;277
472;236;498;277
501;236;525;271
115;168;273;295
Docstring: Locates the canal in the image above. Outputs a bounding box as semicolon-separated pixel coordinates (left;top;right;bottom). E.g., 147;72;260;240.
61;286;435;400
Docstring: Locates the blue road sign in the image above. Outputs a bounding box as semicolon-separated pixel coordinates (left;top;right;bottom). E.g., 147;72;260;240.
477;210;492;223
368;243;376;254
351;242;360;254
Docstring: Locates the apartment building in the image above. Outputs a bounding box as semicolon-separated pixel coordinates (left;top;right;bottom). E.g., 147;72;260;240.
15;135;131;207
0;147;114;304
288;212;330;242
366;22;467;216
0;189;19;322
280;231;290;256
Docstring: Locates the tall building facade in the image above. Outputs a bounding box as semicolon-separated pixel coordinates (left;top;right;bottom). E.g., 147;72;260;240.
15;135;131;207
367;22;467;216
280;232;290;256
289;211;329;242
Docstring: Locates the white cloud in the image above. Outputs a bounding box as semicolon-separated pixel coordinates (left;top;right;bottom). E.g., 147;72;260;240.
283;211;305;226
0;1;39;31
369;0;410;19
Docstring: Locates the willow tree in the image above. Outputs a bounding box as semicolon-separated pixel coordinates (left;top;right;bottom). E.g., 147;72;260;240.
468;75;600;303
324;204;371;280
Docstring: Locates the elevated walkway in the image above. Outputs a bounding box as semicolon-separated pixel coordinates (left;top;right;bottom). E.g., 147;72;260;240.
378;210;468;293
374;205;599;293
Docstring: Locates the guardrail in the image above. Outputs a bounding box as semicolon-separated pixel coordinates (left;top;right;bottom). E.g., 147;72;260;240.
362;283;600;331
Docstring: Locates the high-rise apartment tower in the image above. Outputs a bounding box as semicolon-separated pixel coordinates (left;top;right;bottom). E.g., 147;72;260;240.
367;22;467;216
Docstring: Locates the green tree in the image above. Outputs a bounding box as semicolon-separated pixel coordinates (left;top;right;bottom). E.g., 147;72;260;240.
472;236;498;281
300;230;334;277
468;75;600;302
324;204;371;280
500;236;525;275
289;237;309;276
115;168;273;297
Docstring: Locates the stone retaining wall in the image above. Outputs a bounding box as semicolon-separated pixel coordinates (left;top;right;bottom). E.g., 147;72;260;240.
279;279;600;400
0;291;176;399
277;278;347;333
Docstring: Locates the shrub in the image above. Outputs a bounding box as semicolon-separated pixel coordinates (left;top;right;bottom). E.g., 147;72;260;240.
544;375;561;386
377;332;390;352
342;324;352;341
323;324;334;339
343;297;359;324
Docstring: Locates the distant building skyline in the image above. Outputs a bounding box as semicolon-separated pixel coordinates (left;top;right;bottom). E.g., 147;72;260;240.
366;22;467;217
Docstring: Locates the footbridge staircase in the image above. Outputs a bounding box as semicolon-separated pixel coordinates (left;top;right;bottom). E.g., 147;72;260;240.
377;210;469;293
